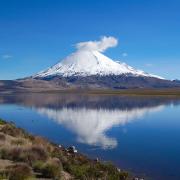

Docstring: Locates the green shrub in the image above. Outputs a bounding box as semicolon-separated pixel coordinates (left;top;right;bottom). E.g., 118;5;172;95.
66;162;128;179
7;163;33;180
85;164;103;178
108;171;128;180
41;159;62;178
95;162;128;179
0;119;6;125
51;147;63;159
32;160;45;172
68;164;91;179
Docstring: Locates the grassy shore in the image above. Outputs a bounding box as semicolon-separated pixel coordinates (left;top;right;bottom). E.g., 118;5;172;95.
0;118;131;180
1;87;180;97
26;88;180;97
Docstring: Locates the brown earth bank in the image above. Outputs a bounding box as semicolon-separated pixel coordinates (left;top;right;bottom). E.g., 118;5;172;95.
0;77;180;95
0;118;145;180
1;79;180;96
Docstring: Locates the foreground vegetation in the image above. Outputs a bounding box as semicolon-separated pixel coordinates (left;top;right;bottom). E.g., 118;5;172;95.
0;118;130;180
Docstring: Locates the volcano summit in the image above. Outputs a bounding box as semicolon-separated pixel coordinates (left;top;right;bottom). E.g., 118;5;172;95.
34;36;162;79
1;36;180;91
31;36;180;89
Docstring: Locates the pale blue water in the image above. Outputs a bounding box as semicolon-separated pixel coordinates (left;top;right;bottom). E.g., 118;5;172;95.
0;94;180;180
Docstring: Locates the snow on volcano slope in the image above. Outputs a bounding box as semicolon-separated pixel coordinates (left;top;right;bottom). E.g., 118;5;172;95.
34;50;163;79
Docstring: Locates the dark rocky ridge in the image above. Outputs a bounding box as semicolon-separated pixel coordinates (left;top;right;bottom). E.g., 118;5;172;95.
1;74;180;93
35;74;180;89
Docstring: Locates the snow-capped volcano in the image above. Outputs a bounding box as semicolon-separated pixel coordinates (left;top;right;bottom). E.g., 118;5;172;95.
30;36;180;89
34;49;162;79
2;37;180;91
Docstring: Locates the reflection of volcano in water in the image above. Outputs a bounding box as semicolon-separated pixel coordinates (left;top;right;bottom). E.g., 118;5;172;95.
0;94;179;148
37;105;164;149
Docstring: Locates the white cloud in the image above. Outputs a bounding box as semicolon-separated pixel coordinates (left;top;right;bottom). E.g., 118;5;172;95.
2;54;13;59
76;36;118;52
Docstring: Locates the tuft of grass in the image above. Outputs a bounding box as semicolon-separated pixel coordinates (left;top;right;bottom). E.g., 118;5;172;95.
11;138;25;146
2;146;25;162
65;162;128;180
32;136;53;153
0;145;48;166
51;147;64;159
0;147;9;159
0;171;8;179
40;159;62;179
0;119;130;179
32;158;62;178
19;145;48;165
96;162;128;180
6;163;33;180
68;164;93;179
1;124;22;137
29;145;48;162
32;160;45;173
0;133;6;141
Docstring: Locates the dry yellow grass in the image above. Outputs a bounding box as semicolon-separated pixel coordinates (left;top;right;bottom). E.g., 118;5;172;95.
0;119;130;180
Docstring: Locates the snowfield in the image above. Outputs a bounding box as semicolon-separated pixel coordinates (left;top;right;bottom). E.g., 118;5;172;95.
34;50;163;79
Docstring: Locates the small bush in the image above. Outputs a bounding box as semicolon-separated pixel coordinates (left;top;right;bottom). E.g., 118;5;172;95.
0;119;6;125
0;145;48;165
8;147;26;162
0;133;6;141
51;147;64;159
108;171;128;180
7;163;33;180
19;145;48;165
11;138;25;146
0;170;8;179
66;162;128;180
30;145;48;161
32;136;47;146
94;162;128;179
41;159;62;178
32;160;44;172
71;165;88;179
76;155;89;164
0;124;22;137
0;147;10;159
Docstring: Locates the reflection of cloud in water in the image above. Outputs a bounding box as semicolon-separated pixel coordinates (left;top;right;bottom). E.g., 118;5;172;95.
37;106;164;149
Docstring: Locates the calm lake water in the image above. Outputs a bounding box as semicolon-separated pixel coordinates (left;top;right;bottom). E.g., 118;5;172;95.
0;93;180;180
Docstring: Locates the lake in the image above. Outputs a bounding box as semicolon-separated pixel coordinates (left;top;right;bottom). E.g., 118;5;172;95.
0;93;180;180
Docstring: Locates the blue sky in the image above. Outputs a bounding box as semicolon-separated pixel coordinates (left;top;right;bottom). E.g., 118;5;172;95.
0;0;180;80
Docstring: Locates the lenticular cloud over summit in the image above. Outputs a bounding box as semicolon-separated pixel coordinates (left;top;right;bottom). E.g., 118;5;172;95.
76;36;118;52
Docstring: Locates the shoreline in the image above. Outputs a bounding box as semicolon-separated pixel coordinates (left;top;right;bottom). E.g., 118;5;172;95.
1;88;180;97
0;118;139;180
